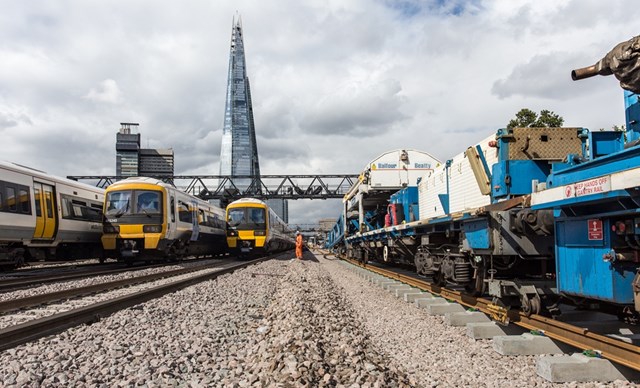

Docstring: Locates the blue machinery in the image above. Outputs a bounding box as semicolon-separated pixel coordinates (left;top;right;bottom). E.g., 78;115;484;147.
327;36;640;319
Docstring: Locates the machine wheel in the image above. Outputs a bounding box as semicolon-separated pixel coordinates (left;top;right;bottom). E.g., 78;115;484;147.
520;294;541;317
382;246;390;262
433;270;447;287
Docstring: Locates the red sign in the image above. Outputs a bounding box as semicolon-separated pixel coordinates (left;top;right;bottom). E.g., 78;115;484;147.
588;219;603;240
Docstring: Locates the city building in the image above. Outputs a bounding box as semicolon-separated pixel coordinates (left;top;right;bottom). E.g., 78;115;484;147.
219;16;288;221
116;123;141;177
219;16;260;189
115;123;174;178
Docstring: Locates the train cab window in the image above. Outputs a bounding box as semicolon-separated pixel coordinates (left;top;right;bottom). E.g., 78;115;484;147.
228;208;245;227
248;208;266;226
136;191;161;214
106;191;132;215
6;187;16;211
18;189;30;214
198;209;206;226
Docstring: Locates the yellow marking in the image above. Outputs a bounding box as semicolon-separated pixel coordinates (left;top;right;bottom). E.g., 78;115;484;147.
487;303;509;325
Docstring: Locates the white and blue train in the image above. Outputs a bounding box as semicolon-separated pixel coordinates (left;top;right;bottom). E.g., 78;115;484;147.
326;36;640;320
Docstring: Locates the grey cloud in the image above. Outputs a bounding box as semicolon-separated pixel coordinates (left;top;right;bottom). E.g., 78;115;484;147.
491;52;604;100
303;79;409;136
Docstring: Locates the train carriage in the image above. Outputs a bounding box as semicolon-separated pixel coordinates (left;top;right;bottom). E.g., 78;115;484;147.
102;177;226;262
226;198;295;257
327;37;640;321
0;161;104;268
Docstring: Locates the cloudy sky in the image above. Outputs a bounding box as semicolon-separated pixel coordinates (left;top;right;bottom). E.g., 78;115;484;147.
1;0;638;225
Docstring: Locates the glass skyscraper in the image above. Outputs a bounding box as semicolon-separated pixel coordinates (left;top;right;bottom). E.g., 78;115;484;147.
218;17;288;222
219;17;260;191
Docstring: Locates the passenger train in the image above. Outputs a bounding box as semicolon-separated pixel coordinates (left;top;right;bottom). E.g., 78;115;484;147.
226;198;295;257
102;177;227;262
326;36;640;321
0;161;104;269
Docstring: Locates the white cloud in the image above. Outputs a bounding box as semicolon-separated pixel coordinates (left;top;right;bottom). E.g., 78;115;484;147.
85;79;122;104
1;0;639;224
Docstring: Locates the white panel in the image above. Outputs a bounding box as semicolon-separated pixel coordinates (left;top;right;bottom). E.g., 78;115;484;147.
418;134;497;220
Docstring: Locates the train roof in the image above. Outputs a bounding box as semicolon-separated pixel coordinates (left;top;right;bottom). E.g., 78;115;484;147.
106;177;175;190
0;160;104;194
228;198;267;206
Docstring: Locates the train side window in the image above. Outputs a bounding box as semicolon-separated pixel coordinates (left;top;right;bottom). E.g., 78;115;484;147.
198;209;206;226
170;197;175;222
44;190;53;218
178;201;191;223
6;187;16;212
18;189;30;214
34;187;42;216
0;190;3;211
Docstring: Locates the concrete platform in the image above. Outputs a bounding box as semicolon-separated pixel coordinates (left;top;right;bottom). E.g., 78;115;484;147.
387;284;412;294
493;333;564;355
404;292;429;303
426;303;466;315
537;353;634;382
382;281;403;291
394;288;415;298
445;311;491;327
415;297;446;308
466;322;508;340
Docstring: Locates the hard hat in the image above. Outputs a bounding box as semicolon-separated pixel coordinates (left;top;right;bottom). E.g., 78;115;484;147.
296;231;300;235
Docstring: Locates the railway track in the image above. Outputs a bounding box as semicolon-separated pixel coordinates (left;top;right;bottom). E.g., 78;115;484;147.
0;253;282;351
339;255;640;372
0;256;231;291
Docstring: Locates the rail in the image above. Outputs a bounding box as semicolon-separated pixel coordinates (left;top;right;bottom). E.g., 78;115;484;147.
0;254;280;351
342;256;640;372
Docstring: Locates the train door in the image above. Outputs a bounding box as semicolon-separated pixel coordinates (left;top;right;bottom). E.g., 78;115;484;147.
32;182;57;240
166;195;175;239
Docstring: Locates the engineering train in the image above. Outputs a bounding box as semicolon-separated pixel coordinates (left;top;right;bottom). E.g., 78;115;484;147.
0;160;104;269
101;177;227;263
226;198;295;257
326;36;640;321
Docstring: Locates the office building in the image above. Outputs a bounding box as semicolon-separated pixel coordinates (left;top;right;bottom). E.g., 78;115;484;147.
115;123;174;178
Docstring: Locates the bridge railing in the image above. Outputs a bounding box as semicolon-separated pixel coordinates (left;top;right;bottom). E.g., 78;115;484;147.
67;174;359;203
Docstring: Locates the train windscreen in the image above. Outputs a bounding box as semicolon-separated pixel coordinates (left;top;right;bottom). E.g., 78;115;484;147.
106;190;162;216
228;207;266;230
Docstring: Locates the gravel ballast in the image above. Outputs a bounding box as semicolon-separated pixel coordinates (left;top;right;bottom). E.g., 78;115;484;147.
0;251;635;386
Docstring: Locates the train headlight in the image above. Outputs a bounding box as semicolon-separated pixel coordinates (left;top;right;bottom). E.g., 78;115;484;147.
103;224;119;234
227;230;237;237
143;225;162;233
254;230;266;236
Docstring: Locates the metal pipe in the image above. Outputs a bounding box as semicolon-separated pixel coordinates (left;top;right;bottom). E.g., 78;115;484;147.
571;64;599;81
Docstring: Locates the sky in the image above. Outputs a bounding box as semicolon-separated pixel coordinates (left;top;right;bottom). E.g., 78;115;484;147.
1;0;639;225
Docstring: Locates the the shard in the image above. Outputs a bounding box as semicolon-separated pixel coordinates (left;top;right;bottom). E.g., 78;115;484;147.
219;16;260;191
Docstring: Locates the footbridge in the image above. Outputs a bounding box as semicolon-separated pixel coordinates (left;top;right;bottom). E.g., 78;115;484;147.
67;174;358;203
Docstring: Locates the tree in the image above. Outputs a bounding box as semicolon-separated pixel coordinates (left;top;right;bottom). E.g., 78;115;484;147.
507;108;564;129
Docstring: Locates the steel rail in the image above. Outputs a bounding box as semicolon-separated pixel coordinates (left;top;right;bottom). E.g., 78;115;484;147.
0;254;279;351
342;257;640;372
0;256;231;291
0;259;237;313
0;266;160;292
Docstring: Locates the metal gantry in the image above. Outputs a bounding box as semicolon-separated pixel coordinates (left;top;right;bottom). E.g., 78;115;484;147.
67;174;358;203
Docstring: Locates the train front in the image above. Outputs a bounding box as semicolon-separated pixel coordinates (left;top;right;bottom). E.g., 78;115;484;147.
102;182;166;261
226;202;267;257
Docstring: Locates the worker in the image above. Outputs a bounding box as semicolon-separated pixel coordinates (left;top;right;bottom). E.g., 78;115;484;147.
295;231;303;260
